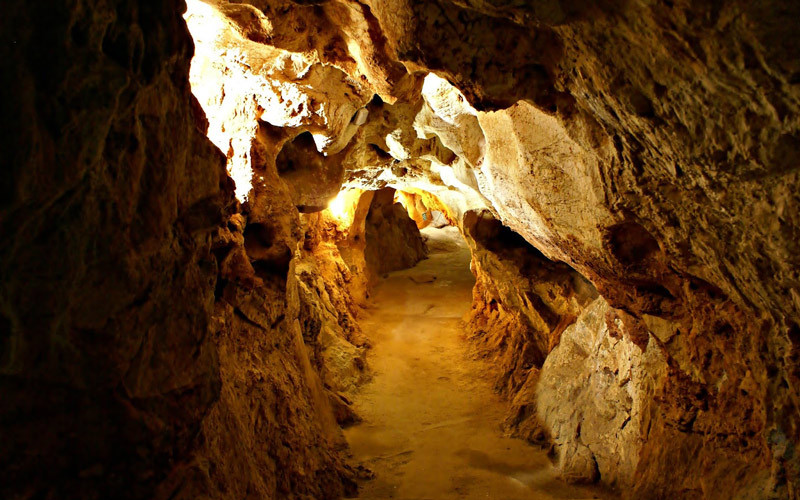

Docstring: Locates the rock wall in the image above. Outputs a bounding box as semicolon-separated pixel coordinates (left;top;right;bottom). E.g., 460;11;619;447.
463;210;597;400
297;212;370;423
0;1;363;499
536;298;668;489
0;1;230;498
363;188;428;279
3;0;799;499
160;205;358;500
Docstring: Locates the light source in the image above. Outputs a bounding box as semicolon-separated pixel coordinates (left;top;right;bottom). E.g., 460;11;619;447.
324;188;362;229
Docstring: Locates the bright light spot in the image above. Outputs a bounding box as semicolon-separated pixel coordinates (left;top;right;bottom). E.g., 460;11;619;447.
327;191;350;219
324;189;362;229
183;0;227;44
228;153;254;202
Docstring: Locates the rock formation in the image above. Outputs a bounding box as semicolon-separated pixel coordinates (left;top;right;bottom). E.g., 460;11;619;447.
363;187;428;279
1;0;799;499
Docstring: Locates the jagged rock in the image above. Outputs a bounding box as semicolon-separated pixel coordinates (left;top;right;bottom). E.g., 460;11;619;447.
363;187;428;280
3;0;800;499
463;210;597;396
536;298;668;489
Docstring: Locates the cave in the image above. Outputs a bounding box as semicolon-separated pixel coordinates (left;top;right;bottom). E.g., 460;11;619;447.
1;1;799;499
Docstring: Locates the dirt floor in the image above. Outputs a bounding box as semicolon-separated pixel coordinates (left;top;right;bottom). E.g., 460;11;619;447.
343;226;605;500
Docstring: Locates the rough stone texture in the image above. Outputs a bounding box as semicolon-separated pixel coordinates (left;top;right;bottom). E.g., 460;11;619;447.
154;206;357;500
536;298;668;489
0;1;361;499
296;213;369;395
0;1;229;498
4;0;800;498
463;210;597;398
363;187;428;279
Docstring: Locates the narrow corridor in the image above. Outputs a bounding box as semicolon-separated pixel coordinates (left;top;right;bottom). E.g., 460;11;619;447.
344;227;603;500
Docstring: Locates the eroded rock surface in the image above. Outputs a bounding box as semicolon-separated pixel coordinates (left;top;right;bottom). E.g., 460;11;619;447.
536;298;668;489
363;187;428;280
3;0;800;499
1;1;230;498
463;210;597;400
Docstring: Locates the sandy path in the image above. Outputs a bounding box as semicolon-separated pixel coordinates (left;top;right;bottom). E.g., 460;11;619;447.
343;227;603;500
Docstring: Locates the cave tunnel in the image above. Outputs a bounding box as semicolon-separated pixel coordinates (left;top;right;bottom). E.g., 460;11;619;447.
1;0;800;499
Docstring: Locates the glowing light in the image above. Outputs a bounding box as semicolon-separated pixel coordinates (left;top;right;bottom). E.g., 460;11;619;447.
323;189;363;229
327;191;350;219
183;0;227;44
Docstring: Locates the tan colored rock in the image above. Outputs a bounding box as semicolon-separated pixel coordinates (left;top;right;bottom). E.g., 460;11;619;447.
5;0;800;498
363;187;428;280
537;298;668;489
463;210;597;397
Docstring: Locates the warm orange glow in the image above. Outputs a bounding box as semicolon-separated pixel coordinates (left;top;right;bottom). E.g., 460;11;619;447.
327;190;351;220
394;189;455;229
323;189;362;229
394;190;415;213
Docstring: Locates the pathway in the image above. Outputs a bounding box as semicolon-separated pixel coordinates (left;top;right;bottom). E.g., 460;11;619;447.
343;227;604;500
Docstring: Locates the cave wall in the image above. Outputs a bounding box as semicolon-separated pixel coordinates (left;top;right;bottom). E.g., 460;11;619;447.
163;205;357;499
3;0;799;499
296;212;370;423
363;187;428;279
462;210;597;399
0;1;361;499
0;1;230;498
536;297;668;488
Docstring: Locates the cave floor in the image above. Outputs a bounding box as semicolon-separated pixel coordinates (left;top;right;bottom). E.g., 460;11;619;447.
343;226;603;500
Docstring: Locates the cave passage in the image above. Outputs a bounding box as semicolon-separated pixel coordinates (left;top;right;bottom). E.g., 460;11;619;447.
343;226;601;499
5;1;798;498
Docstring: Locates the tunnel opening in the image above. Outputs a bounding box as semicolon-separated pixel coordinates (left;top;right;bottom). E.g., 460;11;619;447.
302;183;607;498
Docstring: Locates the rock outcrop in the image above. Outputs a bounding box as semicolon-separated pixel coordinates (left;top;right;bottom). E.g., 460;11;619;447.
363;188;428;280
463;210;597;400
536;298;668;489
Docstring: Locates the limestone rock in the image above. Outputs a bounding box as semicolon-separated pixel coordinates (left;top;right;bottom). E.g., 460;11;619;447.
536;298;667;489
4;0;800;498
463;210;597;396
363;187;428;280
